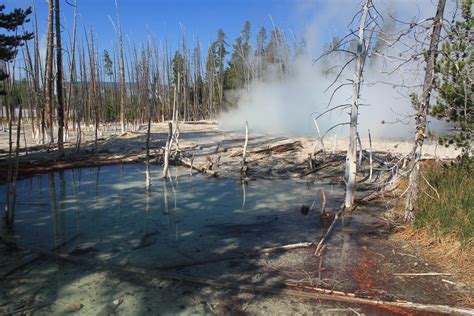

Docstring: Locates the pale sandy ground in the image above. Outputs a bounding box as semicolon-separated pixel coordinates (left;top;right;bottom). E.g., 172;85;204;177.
0;120;461;160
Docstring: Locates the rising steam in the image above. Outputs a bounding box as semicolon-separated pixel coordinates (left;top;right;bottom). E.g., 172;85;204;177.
218;0;452;140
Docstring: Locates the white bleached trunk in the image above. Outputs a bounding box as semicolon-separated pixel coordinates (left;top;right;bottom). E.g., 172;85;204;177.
344;1;372;209
162;122;173;178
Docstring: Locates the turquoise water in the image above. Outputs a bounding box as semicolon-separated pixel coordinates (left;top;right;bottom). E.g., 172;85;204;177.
2;164;343;268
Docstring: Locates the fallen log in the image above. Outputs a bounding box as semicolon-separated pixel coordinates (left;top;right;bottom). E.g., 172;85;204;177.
0;154;144;184
35;251;474;315
175;155;218;177
1;302;52;315
301;161;339;177
2;233;79;277
253;141;302;155
157;241;315;270
394;272;452;277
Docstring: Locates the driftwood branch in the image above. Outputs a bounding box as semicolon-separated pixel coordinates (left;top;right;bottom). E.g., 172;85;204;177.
175;155;218;177
314;204;345;256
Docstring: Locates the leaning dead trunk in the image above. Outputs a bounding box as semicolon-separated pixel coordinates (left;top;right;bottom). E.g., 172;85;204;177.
404;0;446;221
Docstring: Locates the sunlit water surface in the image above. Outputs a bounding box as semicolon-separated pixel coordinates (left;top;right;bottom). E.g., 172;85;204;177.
2;164;343;268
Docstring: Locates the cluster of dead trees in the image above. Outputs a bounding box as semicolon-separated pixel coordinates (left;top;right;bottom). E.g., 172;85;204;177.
312;0;457;221
2;1;301;153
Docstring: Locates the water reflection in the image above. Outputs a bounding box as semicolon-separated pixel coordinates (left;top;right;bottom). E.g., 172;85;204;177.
1;164;344;269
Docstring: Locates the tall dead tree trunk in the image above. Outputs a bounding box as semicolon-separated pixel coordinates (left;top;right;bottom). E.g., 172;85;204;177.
115;0;126;133
344;0;374;209
55;0;65;156
66;0;78;146
404;0;446;221
45;0;54;144
145;40;152;191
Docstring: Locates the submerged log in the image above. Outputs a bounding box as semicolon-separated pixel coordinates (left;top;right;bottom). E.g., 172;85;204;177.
2;233;80;277
156;241;315;270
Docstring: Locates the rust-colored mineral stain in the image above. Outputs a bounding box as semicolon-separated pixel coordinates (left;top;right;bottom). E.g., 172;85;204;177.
352;248;379;297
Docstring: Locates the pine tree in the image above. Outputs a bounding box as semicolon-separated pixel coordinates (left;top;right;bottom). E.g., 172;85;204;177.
225;21;251;91
0;5;33;87
0;4;33;229
103;50;114;78
431;0;473;151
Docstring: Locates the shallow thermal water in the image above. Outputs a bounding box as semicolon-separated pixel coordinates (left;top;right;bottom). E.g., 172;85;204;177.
1;164;354;314
2;164;344;268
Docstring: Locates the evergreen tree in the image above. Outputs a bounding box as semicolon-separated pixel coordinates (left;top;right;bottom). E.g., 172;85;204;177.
172;50;184;86
431;0;473;150
0;4;33;88
103;50;114;78
255;26;267;80
225;21;251;90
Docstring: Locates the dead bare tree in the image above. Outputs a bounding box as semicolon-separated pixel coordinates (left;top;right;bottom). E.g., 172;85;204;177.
144;39;153;191
45;0;54;144
162;122;173;178
55;0;65;156
404;0;446;221
313;1;377;210
241;120;249;175
344;1;376;209
114;0;126;133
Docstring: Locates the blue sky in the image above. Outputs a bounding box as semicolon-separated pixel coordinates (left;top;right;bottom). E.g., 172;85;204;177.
3;0;445;63
3;0;330;54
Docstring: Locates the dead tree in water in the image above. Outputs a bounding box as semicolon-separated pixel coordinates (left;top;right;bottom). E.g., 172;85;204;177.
144;40;153;191
162;122;173;178
404;0;446;221
241;121;249;175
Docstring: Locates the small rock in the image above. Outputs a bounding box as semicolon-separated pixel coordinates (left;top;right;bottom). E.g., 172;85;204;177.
414;262;418;267
65;303;84;313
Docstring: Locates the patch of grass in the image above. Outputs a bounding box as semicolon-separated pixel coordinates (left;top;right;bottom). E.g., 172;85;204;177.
414;157;474;246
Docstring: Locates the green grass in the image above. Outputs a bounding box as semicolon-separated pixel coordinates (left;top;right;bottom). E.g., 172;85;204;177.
414;157;474;246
